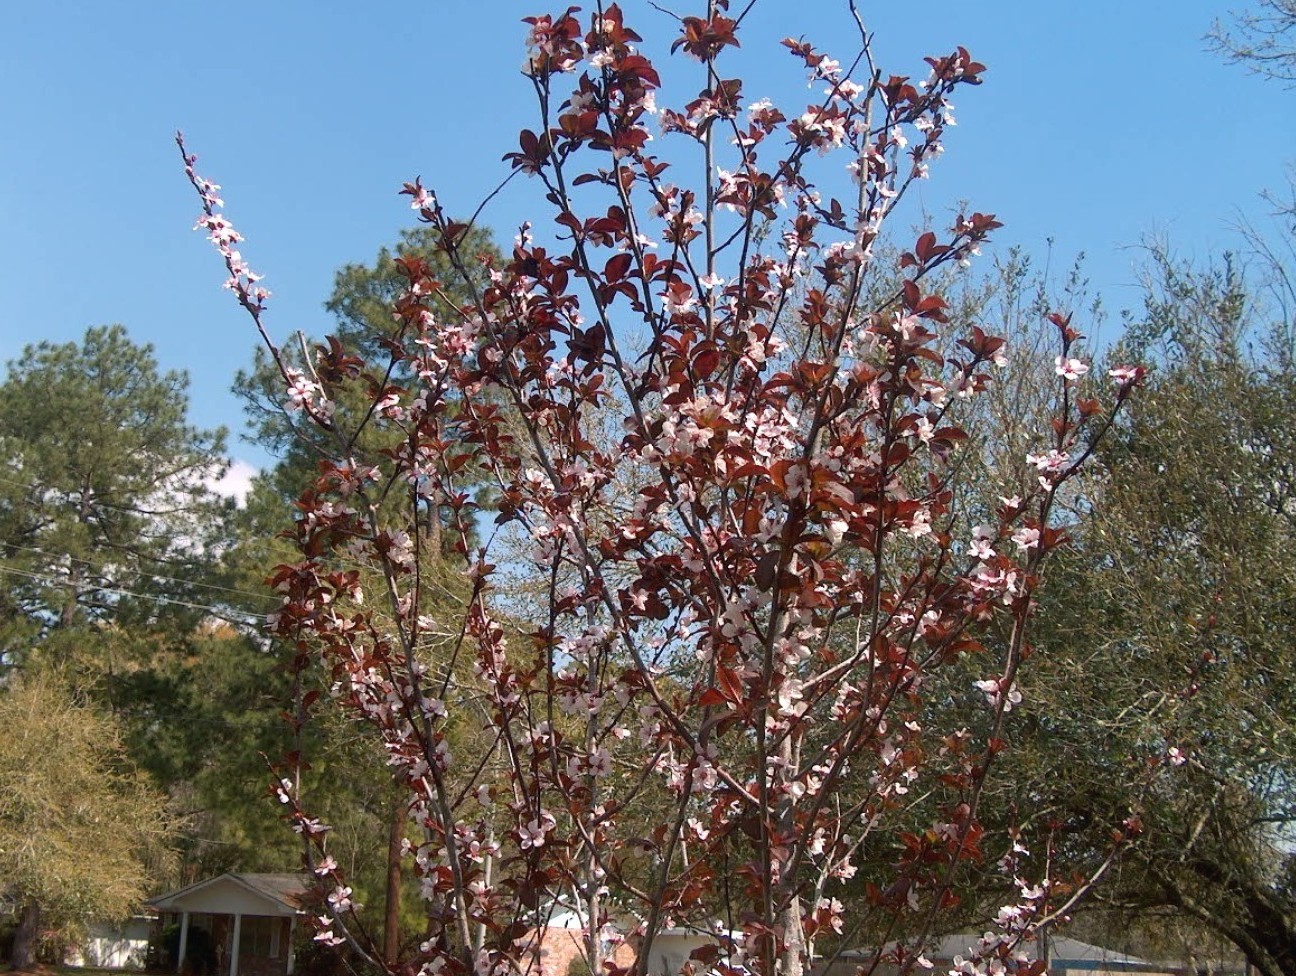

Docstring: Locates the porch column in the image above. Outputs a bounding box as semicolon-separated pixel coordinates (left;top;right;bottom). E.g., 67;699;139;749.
176;912;190;974
286;916;297;975
230;914;243;976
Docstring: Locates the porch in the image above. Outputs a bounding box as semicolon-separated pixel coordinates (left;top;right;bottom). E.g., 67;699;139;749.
148;873;311;976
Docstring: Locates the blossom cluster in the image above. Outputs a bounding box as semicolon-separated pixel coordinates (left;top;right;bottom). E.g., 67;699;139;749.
180;138;269;308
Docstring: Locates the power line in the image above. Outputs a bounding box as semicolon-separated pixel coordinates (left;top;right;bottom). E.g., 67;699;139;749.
1;542;277;606
0;565;269;624
0;470;224;517
0;469;462;607
0;468;304;570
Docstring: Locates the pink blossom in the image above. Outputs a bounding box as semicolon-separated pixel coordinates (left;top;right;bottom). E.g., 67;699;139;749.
1010;526;1040;550
975;678;1023;712
661;283;698;316
408;184;436;211
967;525;996;561
588;747;614;778
313;855;338;876
1054;355;1089;381
1026;449;1070;477
195;213;242;247
327;886;354;911
313;925;345;948
518;812;555;850
1109;364;1146;387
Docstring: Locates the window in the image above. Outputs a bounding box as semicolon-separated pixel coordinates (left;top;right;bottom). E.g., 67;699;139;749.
240;917;280;958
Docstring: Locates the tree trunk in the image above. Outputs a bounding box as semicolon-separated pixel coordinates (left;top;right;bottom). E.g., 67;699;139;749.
780;897;805;976
384;797;403;965
11;899;41;971
777;734;805;976
1159;864;1296;976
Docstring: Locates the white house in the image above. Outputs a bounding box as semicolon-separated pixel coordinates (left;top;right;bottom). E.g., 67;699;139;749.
637;927;743;976
64;914;154;969
148;873;312;976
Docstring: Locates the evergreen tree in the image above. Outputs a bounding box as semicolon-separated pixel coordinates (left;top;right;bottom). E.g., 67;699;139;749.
0;325;232;673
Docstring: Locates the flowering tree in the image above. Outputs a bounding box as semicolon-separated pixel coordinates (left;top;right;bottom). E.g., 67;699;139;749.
182;4;1143;976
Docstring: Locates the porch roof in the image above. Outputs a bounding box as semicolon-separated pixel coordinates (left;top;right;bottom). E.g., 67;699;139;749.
149;873;312;918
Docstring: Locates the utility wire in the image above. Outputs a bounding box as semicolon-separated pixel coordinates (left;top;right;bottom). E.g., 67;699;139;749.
1;542;277;606
0;470;230;517
0;565;269;624
0;470;471;609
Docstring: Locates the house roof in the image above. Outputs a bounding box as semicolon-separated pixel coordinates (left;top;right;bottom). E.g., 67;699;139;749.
840;935;1163;971
1047;936;1156;968
149;873;314;915
233;874;315;909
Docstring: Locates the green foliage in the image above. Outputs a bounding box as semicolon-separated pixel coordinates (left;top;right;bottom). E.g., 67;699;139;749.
0;325;232;669
220;226;502;950
147;626;303;877
0;673;178;934
1017;245;1296;976
0;325;302;887
234;224;499;520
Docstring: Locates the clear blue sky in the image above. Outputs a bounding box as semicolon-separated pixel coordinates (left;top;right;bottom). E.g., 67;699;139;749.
2;1;1291;477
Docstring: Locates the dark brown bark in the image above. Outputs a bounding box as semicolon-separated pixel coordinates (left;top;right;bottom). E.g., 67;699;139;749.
10;899;41;971
384;798;403;965
1158;858;1296;976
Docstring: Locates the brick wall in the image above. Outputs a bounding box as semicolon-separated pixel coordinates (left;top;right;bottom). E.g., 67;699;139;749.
523;925;636;976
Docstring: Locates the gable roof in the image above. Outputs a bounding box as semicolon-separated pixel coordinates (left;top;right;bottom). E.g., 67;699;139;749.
234;874;314;909
149;873;313;916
